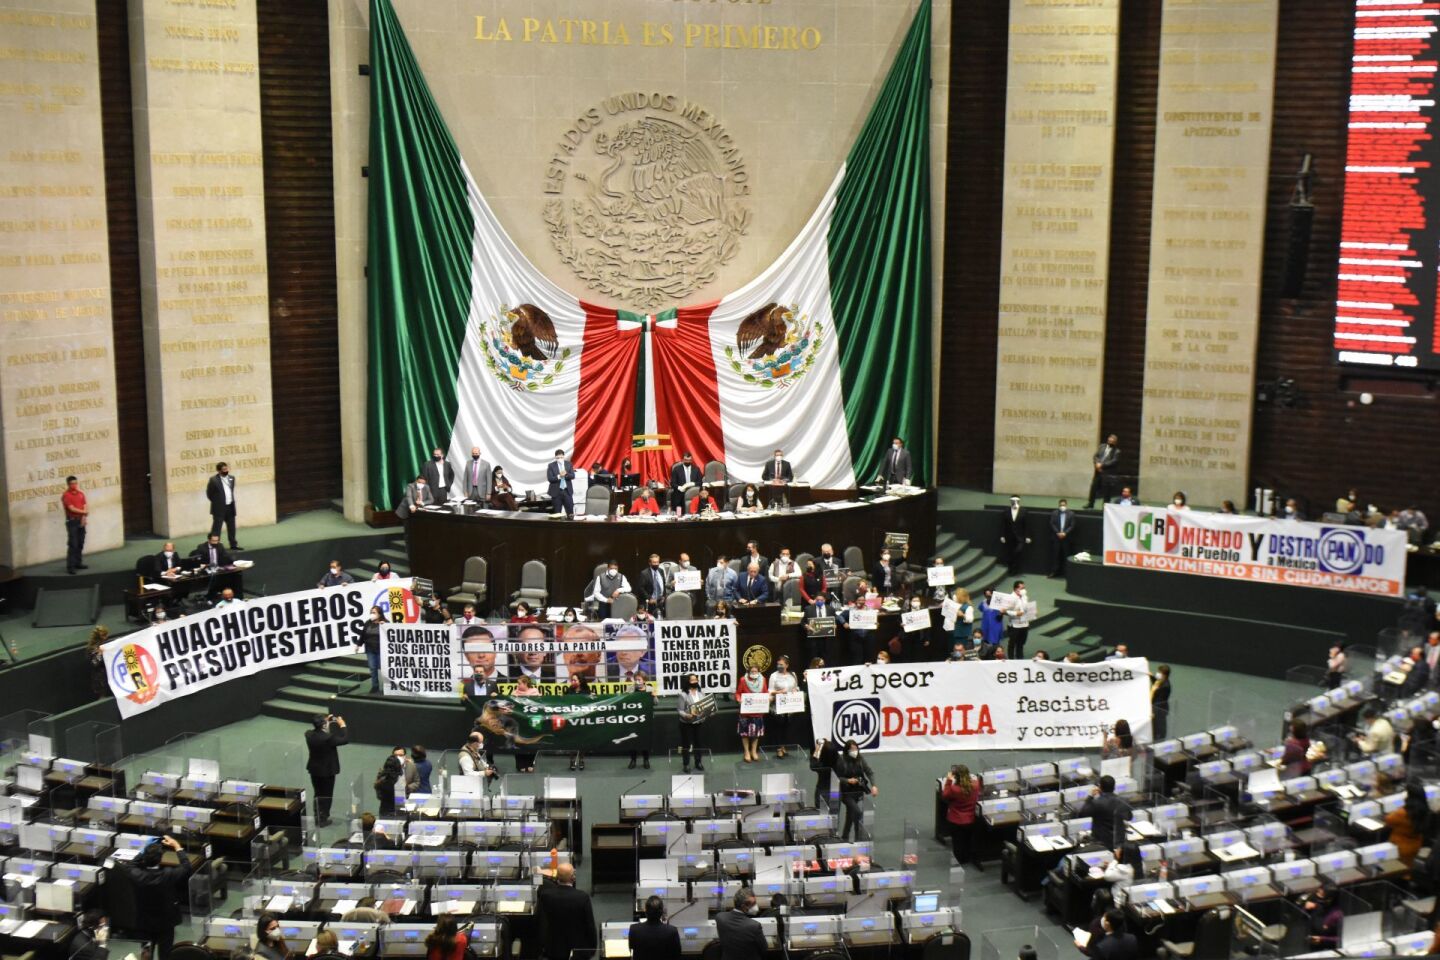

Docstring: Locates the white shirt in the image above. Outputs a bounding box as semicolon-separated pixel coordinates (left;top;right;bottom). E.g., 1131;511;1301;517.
222;475;234;505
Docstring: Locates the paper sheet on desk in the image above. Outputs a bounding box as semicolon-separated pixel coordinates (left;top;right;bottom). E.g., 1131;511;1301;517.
1354;817;1387;832
268;895;294;913
14;920;48;938
1128;820;1161;838
332;898;358;913
142;584;170;592
1214;841;1259;862
605;940;631;958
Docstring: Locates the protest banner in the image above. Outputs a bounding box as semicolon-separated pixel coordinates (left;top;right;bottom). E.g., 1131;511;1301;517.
380;623;457;697
654;619;737;694
804;658;1152;751
103;580;419;718
472;693;654;752
1103;504;1407;596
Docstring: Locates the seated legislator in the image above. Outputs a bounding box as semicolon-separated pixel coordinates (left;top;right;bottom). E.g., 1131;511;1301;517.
730;563;770;607
318;560;354;588
733;484;763;514
669;452;703;511
631;488;661;515
688;491;720;514
488;465;518;511
155;541;183;575
190;534;233;568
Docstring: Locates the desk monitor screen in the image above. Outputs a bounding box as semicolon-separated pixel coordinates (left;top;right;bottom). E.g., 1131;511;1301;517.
912;891;939;913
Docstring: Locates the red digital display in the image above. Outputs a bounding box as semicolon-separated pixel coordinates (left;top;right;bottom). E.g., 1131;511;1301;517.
1335;1;1440;371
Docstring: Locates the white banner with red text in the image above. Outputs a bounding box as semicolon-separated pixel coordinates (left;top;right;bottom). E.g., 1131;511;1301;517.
102;579;421;718
804;658;1152;752
1102;504;1407;596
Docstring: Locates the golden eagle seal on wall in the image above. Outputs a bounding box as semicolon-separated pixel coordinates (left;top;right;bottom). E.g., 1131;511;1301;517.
507;303;558;361
475;302;571;393
545;108;751;310
725;301;823;390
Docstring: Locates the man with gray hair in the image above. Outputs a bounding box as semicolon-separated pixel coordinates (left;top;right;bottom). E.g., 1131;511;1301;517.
716;888;766;960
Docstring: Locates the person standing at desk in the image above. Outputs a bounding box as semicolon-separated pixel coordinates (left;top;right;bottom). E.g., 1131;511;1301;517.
304;712;348;827
537;863;596;960
1079;775;1132;853
705;556;736;614
669;452;703;513
206;462;241;551
834;739;878;841
1093;909;1138;960
115;835;191;959
546;449;576;517
879;437;913;487
730;563;769;607
716;889;767;960
760;448;794;508
462;446;491;501
588;562;631;618
629;895;681;960
942;764;983;870
422;447;455;501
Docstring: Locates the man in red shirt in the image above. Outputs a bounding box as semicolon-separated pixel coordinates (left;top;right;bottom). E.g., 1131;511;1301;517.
61;475;88;574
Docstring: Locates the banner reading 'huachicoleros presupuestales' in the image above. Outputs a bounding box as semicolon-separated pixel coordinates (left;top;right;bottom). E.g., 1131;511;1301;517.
1103;504;1407;596
103;579;420;718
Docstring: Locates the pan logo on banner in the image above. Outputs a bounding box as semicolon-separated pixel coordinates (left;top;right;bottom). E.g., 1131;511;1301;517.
653;619;736;693
806;659;1152;752
1104;504;1406;596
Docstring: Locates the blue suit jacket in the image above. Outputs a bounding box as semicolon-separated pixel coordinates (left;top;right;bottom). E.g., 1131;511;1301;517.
730;573;769;603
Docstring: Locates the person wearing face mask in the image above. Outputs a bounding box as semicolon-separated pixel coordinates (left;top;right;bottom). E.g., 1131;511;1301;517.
421;594;453;626
395;473;434;527
902;595;933;661
678;674;710;772
767;657;798;758
1170;490;1189;511
488;465;518;511
871;548;898;596
588;561;631;618
115;835;191;959
1000;495;1030;572
810;736;839;811
637;553;668;615
1282;497;1304;521
421;447;456;500
736;664;768;762
318;560;354;589
371;562;396;581
559;606;580;624
546;448;576;517
72;910;110;960
1003;580;1034;660
356;605;384;692
834;739;878;840
735;484;763;514
206;461;242;551
716;889;767;960
816;543;841;576
254;913;288;960
706;555;737;614
632;487;662;515
462;446;491;501
1050;499;1075;577
769;549;799;591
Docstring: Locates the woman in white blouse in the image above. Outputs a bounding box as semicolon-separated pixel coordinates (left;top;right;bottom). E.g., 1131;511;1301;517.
768;656;799;759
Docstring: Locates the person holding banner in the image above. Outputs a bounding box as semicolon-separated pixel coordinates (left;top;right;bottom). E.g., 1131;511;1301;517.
767;657;798;758
736;665;768;762
511;677;540;772
834;740;878;841
678;674;710;773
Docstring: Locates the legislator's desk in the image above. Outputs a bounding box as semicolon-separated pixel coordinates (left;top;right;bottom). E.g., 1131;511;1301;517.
408;489;936;606
124;566;246;622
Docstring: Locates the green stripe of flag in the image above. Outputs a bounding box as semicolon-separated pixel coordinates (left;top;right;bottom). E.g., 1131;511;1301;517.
827;0;933;486
366;0;476;509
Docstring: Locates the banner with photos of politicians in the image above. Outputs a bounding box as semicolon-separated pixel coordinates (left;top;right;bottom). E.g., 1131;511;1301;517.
805;658;1153;752
1103;504;1408;596
104;580;421;718
379;618;738;699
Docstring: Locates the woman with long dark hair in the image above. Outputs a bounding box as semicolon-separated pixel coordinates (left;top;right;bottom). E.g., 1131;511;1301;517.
1101;719;1134;758
424;914;467;960
942;764;983;869
489;466;518;511
1387;781;1431;867
254;913;288;960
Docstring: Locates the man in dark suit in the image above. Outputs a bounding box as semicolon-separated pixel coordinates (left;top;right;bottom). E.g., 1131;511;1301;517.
1400;645;1430;696
115;835;192;959
1050;499;1076;576
879;437;913;487
1086;434;1120;508
304;713;348;826
1079;775;1132;851
155;542;183;575
1094;909;1139;960
716;889;767;960
537;863;596;960
1000;496;1029;571
206;462;241;550
462;446;491;500
669;452;703;512
730;563;770;606
760;449;794;483
637;554;669;615
422;447;455;501
1111;486;1137;506
394;475;434;522
190;534;232;569
629;896;681;960
546;449;576;517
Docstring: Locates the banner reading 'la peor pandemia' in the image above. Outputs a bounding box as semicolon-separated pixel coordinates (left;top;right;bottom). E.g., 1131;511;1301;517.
1103;504;1407;596
103;579;421;719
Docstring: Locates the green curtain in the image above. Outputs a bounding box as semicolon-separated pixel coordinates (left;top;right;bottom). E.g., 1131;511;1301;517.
827;0;933;485
366;0;475;510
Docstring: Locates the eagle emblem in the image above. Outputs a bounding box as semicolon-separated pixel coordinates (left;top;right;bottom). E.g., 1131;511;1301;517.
475;303;571;392
725;302;822;390
544;107;751;310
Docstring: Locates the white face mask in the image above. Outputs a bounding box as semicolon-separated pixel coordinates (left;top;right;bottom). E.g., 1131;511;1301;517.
747;904;760;916
331;567;340;575
267;929;281;942
1174;499;1183;507
748;671;761;680
847;749;859;758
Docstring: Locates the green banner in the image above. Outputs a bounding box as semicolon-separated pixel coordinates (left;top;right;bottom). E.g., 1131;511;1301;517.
479;693;654;752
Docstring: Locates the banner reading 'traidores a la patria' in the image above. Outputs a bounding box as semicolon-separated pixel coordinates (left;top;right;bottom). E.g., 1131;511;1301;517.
103;579;421;718
1103;504;1407;596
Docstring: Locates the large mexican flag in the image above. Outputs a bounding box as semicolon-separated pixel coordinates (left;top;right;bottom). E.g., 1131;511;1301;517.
367;0;932;507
